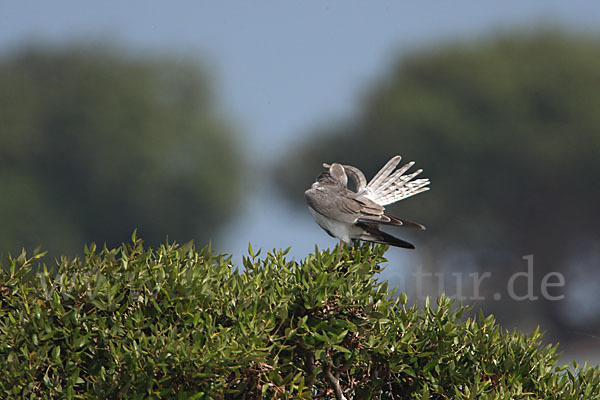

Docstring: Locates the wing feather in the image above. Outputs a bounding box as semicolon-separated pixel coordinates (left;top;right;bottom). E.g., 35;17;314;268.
362;156;430;206
366;155;402;193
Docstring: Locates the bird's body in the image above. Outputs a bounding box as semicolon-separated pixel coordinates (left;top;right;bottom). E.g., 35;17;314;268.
307;205;362;244
304;156;429;249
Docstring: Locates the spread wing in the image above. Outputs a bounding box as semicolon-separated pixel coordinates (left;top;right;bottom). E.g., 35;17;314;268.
324;156;430;206
362;156;430;206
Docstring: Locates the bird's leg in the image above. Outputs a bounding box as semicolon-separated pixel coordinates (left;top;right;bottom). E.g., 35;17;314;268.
339;240;343;256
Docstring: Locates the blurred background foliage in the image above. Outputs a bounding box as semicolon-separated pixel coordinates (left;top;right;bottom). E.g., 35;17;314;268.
0;45;242;257
274;30;600;340
1;29;599;347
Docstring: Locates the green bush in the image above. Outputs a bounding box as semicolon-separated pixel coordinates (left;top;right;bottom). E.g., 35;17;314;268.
1;236;598;399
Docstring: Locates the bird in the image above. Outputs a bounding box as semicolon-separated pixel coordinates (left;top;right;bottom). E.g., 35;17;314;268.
304;155;430;249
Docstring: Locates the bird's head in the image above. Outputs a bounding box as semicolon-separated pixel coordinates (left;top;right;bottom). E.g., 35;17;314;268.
327;163;348;186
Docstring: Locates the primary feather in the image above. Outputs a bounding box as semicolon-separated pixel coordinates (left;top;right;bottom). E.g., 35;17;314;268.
362;157;430;206
324;156;430;206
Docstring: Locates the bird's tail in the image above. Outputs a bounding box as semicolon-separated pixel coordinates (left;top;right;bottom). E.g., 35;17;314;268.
357;223;415;249
364;155;430;206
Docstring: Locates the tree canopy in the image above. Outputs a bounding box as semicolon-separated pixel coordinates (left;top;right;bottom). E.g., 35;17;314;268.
274;30;600;338
0;45;242;257
1;239;598;398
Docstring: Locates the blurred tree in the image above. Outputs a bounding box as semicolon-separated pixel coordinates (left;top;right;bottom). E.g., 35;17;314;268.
0;45;242;257
275;30;600;340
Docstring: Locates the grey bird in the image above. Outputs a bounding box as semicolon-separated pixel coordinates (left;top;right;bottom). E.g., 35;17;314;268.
304;155;430;249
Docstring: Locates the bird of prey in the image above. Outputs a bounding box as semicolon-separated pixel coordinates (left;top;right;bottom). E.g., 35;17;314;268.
304;155;429;249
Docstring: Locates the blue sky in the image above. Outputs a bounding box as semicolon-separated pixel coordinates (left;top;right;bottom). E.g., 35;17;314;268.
3;1;599;158
1;1;599;262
